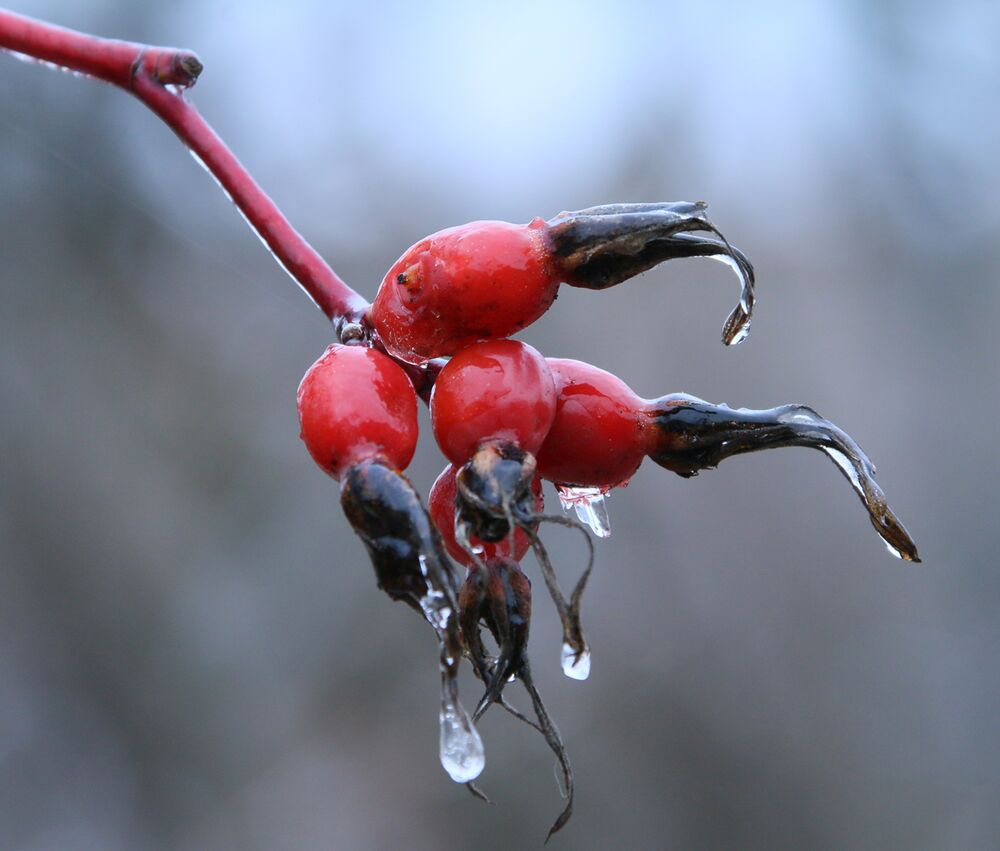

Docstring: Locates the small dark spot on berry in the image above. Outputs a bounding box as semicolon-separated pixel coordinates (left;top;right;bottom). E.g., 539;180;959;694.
397;273;407;285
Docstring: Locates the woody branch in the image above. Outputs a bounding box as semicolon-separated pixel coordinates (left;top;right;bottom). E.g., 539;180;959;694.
0;8;370;328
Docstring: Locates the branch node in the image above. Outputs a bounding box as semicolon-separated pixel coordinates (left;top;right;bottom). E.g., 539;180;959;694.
176;53;203;84
144;48;204;89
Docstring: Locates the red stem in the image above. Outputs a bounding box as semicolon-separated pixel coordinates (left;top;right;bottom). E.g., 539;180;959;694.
0;8;369;325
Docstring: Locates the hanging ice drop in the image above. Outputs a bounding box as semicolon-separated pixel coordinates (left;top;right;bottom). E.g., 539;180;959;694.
709;252;754;346
439;691;485;783
560;641;591;681
556;485;611;538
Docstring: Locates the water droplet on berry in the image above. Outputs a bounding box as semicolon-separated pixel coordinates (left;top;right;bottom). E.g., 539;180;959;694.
439;691;485;783
556;485;611;538
560;641;591;681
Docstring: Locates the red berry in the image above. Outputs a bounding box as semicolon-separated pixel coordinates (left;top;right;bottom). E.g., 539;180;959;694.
370;203;756;363
429;464;542;568
430;339;557;465
536;358;646;489
370;220;557;363
297;344;418;479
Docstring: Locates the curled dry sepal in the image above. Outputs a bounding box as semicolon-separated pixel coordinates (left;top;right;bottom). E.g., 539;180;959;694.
2;12;919;841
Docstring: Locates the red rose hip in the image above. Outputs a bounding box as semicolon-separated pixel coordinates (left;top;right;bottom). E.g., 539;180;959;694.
537;358;647;489
297;344;418;479
430;339;556;465
369;202;756;363
371;219;557;363
429;463;542;568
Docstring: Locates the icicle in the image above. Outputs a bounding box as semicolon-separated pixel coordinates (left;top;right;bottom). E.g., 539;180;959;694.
556;485;611;538
439;688;485;783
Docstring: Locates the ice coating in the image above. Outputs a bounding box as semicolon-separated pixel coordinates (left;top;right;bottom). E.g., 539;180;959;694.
557;485;612;538
419;552;484;783
553;759;569;799
338;459;486;783
547;203;756;347
418;554;453;632
648;397;920;562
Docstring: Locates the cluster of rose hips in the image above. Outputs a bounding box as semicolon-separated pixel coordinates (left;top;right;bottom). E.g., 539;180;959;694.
0;12;916;839
295;202;919;837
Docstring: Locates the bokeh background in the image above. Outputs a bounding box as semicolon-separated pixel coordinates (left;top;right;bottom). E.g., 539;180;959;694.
2;1;998;848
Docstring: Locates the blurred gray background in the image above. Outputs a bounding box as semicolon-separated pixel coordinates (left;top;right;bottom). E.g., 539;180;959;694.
2;1;998;849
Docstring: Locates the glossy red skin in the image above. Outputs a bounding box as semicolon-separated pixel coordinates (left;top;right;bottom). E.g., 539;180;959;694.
429;465;542;568
430;339;557;465
297;345;418;480
536;358;646;488
370;219;558;363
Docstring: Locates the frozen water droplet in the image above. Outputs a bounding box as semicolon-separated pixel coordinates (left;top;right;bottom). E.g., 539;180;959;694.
439;693;485;783
417;555;451;633
709;253;754;345
561;642;591;681
557;485;611;538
